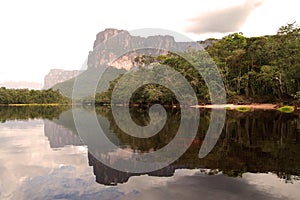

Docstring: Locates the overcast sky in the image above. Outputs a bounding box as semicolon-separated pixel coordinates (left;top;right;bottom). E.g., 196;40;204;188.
0;0;299;83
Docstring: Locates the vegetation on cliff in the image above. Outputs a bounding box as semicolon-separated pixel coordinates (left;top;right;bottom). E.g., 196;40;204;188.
92;23;300;106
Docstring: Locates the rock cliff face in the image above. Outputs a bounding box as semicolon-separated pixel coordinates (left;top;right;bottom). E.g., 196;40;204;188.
87;28;204;70
52;28;206;97
43;69;81;89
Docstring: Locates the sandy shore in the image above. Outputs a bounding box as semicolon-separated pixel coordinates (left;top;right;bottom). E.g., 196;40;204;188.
191;104;279;110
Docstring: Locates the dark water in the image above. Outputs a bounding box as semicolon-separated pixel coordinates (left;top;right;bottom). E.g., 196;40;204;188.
0;106;299;200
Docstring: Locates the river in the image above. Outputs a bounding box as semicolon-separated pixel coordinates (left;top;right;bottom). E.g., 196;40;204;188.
0;106;299;199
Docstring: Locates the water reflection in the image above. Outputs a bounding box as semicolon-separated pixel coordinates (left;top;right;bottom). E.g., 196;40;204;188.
42;106;300;184
0;119;92;200
0;106;300;199
0;106;70;123
93;107;300;183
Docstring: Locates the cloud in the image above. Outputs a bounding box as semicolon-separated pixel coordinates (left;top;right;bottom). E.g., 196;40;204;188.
185;0;264;34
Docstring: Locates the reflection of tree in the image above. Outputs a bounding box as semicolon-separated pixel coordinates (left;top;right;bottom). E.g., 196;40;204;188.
92;108;300;183
41;106;300;184
0;106;70;123
186;110;300;182
101;107;180;151
277;172;300;183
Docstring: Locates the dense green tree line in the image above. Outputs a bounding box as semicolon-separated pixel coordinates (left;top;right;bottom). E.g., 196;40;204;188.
93;52;212;105
207;22;300;103
93;23;300;105
0;87;70;104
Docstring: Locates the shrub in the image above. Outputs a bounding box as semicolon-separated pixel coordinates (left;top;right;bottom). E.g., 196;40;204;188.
277;106;294;113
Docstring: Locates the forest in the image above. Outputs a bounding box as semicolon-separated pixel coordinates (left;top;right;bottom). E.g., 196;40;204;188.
0;87;70;105
94;23;300;106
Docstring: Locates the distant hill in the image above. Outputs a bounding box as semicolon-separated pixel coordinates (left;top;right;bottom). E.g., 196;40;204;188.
0;81;42;90
52;67;125;99
43;69;81;89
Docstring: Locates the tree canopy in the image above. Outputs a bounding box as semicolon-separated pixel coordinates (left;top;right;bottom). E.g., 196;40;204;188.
0;88;70;105
88;23;300;105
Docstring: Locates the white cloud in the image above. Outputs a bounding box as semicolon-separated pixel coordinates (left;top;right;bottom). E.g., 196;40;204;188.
185;0;264;34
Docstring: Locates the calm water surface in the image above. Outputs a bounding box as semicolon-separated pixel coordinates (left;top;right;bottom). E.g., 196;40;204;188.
0;106;299;200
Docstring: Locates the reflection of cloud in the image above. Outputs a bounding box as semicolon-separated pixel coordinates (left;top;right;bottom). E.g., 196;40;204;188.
1;120;42;129
0;120;187;200
0;120;93;199
185;0;264;34
1;120;300;199
129;173;285;200
243;173;300;200
19;166;124;200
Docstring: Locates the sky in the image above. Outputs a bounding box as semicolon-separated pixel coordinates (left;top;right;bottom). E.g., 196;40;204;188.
0;0;299;84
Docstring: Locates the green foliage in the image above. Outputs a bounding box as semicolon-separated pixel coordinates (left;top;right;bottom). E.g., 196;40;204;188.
93;51;212;105
294;91;300;99
235;106;250;112
0;87;70;105
277;106;295;113
206;22;300;102
92;22;300;105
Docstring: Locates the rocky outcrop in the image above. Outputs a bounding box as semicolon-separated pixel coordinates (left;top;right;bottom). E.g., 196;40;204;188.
87;28;204;70
43;69;81;89
51;28;207;98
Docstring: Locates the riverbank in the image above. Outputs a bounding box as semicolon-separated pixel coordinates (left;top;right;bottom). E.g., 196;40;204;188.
191;104;298;110
0;103;70;106
2;103;296;112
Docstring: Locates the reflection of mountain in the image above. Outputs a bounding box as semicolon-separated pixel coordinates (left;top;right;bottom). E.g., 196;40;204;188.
44;120;83;148
43;108;85;148
47;107;300;185
88;152;182;186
